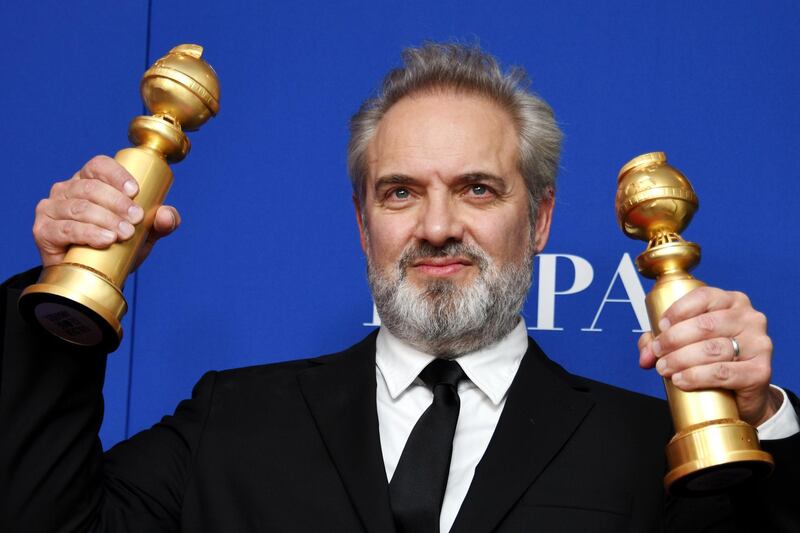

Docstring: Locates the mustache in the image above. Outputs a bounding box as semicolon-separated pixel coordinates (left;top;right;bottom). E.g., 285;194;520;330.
397;241;489;273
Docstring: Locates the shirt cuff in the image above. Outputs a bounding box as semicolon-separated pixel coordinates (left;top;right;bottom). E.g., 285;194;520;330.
757;385;800;440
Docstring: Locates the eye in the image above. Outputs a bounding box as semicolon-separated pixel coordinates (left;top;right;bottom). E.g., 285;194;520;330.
470;184;489;196
392;188;411;200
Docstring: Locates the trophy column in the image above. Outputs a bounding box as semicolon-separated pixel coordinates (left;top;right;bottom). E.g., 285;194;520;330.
616;152;773;495
18;44;219;352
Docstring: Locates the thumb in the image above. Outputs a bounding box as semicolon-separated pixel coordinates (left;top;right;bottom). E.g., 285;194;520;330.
132;205;180;271
151;205;181;238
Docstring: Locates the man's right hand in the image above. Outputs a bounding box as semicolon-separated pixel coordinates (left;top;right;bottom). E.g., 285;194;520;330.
33;155;180;269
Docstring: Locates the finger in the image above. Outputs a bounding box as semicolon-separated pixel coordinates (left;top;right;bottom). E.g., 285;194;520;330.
638;332;656;369
671;358;771;395
49;178;75;201
659;287;748;331
637;331;653;351
36;218;118;252
79;155;139;197
63;177;144;224
654;337;738;377
38;197;135;240
651;307;747;357
151;205;180;237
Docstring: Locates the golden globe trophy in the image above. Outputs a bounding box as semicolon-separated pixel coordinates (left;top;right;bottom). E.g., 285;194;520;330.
616;152;773;495
19;44;219;352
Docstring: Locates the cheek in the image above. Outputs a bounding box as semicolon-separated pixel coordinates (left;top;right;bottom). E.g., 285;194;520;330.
365;217;412;263
471;214;530;262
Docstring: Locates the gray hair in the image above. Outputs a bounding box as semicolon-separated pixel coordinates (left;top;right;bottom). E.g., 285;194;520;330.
347;42;562;221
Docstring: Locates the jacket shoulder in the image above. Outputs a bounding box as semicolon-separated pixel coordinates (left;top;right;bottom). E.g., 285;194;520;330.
208;330;378;395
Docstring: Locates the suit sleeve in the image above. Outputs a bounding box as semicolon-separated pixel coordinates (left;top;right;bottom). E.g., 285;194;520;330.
0;268;217;532
665;391;800;533
730;391;800;532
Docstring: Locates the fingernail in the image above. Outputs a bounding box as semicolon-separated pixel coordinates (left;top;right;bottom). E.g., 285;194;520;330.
118;220;135;239
123;180;138;197
658;317;671;331
651;340;662;357
100;229;116;242
128;205;144;223
656;358;668;375
672;372;684;386
169;209;177;229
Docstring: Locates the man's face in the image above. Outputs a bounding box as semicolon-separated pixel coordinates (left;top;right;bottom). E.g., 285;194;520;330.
355;91;553;355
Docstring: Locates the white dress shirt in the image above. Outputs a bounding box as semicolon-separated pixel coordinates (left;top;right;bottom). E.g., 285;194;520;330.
375;318;799;532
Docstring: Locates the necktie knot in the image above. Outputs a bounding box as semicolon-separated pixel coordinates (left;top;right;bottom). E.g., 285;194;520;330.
419;358;465;390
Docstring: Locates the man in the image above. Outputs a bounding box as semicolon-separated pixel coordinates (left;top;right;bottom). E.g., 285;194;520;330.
1;43;798;532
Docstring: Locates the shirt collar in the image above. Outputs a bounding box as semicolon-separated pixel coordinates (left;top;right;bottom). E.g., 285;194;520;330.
375;318;529;406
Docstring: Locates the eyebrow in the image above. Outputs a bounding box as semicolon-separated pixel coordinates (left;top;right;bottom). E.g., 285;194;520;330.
373;174;416;194
456;172;509;191
373;172;509;194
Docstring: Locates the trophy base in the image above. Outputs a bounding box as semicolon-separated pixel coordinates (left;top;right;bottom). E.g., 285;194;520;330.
18;263;126;352
665;420;774;496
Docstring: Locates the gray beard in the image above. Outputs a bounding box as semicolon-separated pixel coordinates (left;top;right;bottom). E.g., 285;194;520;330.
367;238;533;358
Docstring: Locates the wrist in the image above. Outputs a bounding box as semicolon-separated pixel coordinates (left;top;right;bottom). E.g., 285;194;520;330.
751;386;784;428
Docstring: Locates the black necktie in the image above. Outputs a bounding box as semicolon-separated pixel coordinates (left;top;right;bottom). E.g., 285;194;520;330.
389;358;466;533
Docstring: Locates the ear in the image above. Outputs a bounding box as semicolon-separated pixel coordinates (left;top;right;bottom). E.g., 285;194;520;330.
353;194;367;253
532;189;555;253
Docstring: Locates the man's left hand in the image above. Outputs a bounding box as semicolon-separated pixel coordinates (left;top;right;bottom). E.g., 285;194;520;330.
638;286;783;427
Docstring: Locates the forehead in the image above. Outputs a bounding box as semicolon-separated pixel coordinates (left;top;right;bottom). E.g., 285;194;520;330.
365;91;520;184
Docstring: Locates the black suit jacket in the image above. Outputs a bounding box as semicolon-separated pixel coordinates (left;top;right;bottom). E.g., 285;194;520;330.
1;268;799;532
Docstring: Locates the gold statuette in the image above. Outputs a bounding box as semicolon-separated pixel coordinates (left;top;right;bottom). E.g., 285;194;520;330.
616;152;773;496
19;44;220;352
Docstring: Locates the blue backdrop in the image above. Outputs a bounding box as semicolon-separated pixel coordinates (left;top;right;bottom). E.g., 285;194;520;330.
1;0;798;449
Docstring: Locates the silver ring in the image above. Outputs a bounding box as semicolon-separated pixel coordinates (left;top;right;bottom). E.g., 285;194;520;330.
730;337;741;359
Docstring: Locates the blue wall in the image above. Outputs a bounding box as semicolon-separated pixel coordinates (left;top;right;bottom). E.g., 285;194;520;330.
1;0;798;449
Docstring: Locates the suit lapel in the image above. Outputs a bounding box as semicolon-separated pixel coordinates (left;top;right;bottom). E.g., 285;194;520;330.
450;338;595;533
297;332;396;533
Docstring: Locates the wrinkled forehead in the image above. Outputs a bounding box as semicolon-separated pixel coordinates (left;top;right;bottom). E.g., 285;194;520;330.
364;91;520;189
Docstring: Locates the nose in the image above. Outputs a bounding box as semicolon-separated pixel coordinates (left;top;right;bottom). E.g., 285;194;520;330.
414;193;464;247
